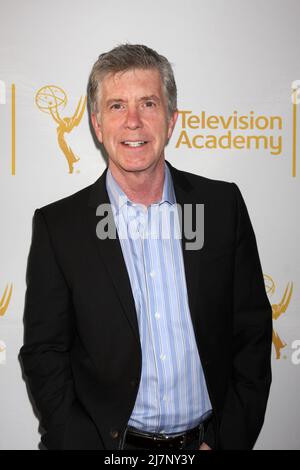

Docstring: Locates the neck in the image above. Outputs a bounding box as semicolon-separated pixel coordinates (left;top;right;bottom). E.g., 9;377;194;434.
109;158;166;206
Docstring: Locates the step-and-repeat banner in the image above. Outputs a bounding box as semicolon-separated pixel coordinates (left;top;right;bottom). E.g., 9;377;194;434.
0;0;299;449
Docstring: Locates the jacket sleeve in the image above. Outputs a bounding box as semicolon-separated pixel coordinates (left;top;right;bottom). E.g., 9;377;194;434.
19;209;101;449
218;183;273;449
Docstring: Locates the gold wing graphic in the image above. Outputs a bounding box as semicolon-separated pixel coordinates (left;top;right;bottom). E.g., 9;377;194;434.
0;283;13;316
69;96;87;128
271;282;293;320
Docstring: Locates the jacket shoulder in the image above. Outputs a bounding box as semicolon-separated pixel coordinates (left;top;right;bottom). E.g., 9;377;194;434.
31;179;102;234
171;164;236;199
183;168;232;186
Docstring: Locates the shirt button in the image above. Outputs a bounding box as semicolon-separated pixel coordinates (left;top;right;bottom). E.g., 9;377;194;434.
155;312;160;319
160;353;166;361
149;270;155;278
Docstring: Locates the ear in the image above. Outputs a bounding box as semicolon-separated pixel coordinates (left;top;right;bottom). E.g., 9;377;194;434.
91;112;103;143
167;110;179;140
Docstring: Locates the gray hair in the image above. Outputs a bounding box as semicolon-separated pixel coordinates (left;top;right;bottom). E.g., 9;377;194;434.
87;44;177;119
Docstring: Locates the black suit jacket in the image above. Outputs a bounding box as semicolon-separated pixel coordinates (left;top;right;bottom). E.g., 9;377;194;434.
19;161;272;450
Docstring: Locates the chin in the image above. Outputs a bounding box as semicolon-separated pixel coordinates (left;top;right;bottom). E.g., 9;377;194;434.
122;163;150;173
120;157;156;173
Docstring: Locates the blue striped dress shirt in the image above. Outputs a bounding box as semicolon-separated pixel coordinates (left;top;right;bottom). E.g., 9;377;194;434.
106;163;212;434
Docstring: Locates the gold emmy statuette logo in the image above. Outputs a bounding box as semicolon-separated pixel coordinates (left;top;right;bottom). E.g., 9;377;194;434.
264;274;294;359
0;283;13;317
35;85;87;173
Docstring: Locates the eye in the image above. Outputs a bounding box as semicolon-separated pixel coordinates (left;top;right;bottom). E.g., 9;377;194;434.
144;101;156;108
110;103;124;110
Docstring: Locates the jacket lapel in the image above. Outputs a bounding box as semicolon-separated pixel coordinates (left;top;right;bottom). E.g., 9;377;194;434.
87;168;140;344
167;161;202;323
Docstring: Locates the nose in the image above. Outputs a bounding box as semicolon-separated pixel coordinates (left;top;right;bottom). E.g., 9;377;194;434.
124;105;142;130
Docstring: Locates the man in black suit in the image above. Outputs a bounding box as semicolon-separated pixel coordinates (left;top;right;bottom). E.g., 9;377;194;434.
19;44;272;450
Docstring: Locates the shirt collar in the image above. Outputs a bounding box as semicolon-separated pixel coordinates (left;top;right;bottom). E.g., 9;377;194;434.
106;162;176;215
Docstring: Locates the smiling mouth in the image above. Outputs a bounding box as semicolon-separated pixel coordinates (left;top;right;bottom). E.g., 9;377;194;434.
121;140;148;148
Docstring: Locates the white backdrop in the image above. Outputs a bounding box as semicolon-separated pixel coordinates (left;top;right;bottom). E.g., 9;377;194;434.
0;0;299;450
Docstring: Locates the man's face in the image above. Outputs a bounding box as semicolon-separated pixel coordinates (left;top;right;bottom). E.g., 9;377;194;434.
91;68;178;174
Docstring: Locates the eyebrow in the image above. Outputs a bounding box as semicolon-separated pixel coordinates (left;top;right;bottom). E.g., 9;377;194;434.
139;95;161;102
105;95;161;107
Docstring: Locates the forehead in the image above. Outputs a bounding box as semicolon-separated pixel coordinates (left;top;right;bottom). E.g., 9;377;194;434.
100;68;164;99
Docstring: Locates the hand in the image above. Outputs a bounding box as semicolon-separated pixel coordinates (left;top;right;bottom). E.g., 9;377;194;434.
199;441;212;450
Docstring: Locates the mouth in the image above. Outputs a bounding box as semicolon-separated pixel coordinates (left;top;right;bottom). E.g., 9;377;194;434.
121;140;149;148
